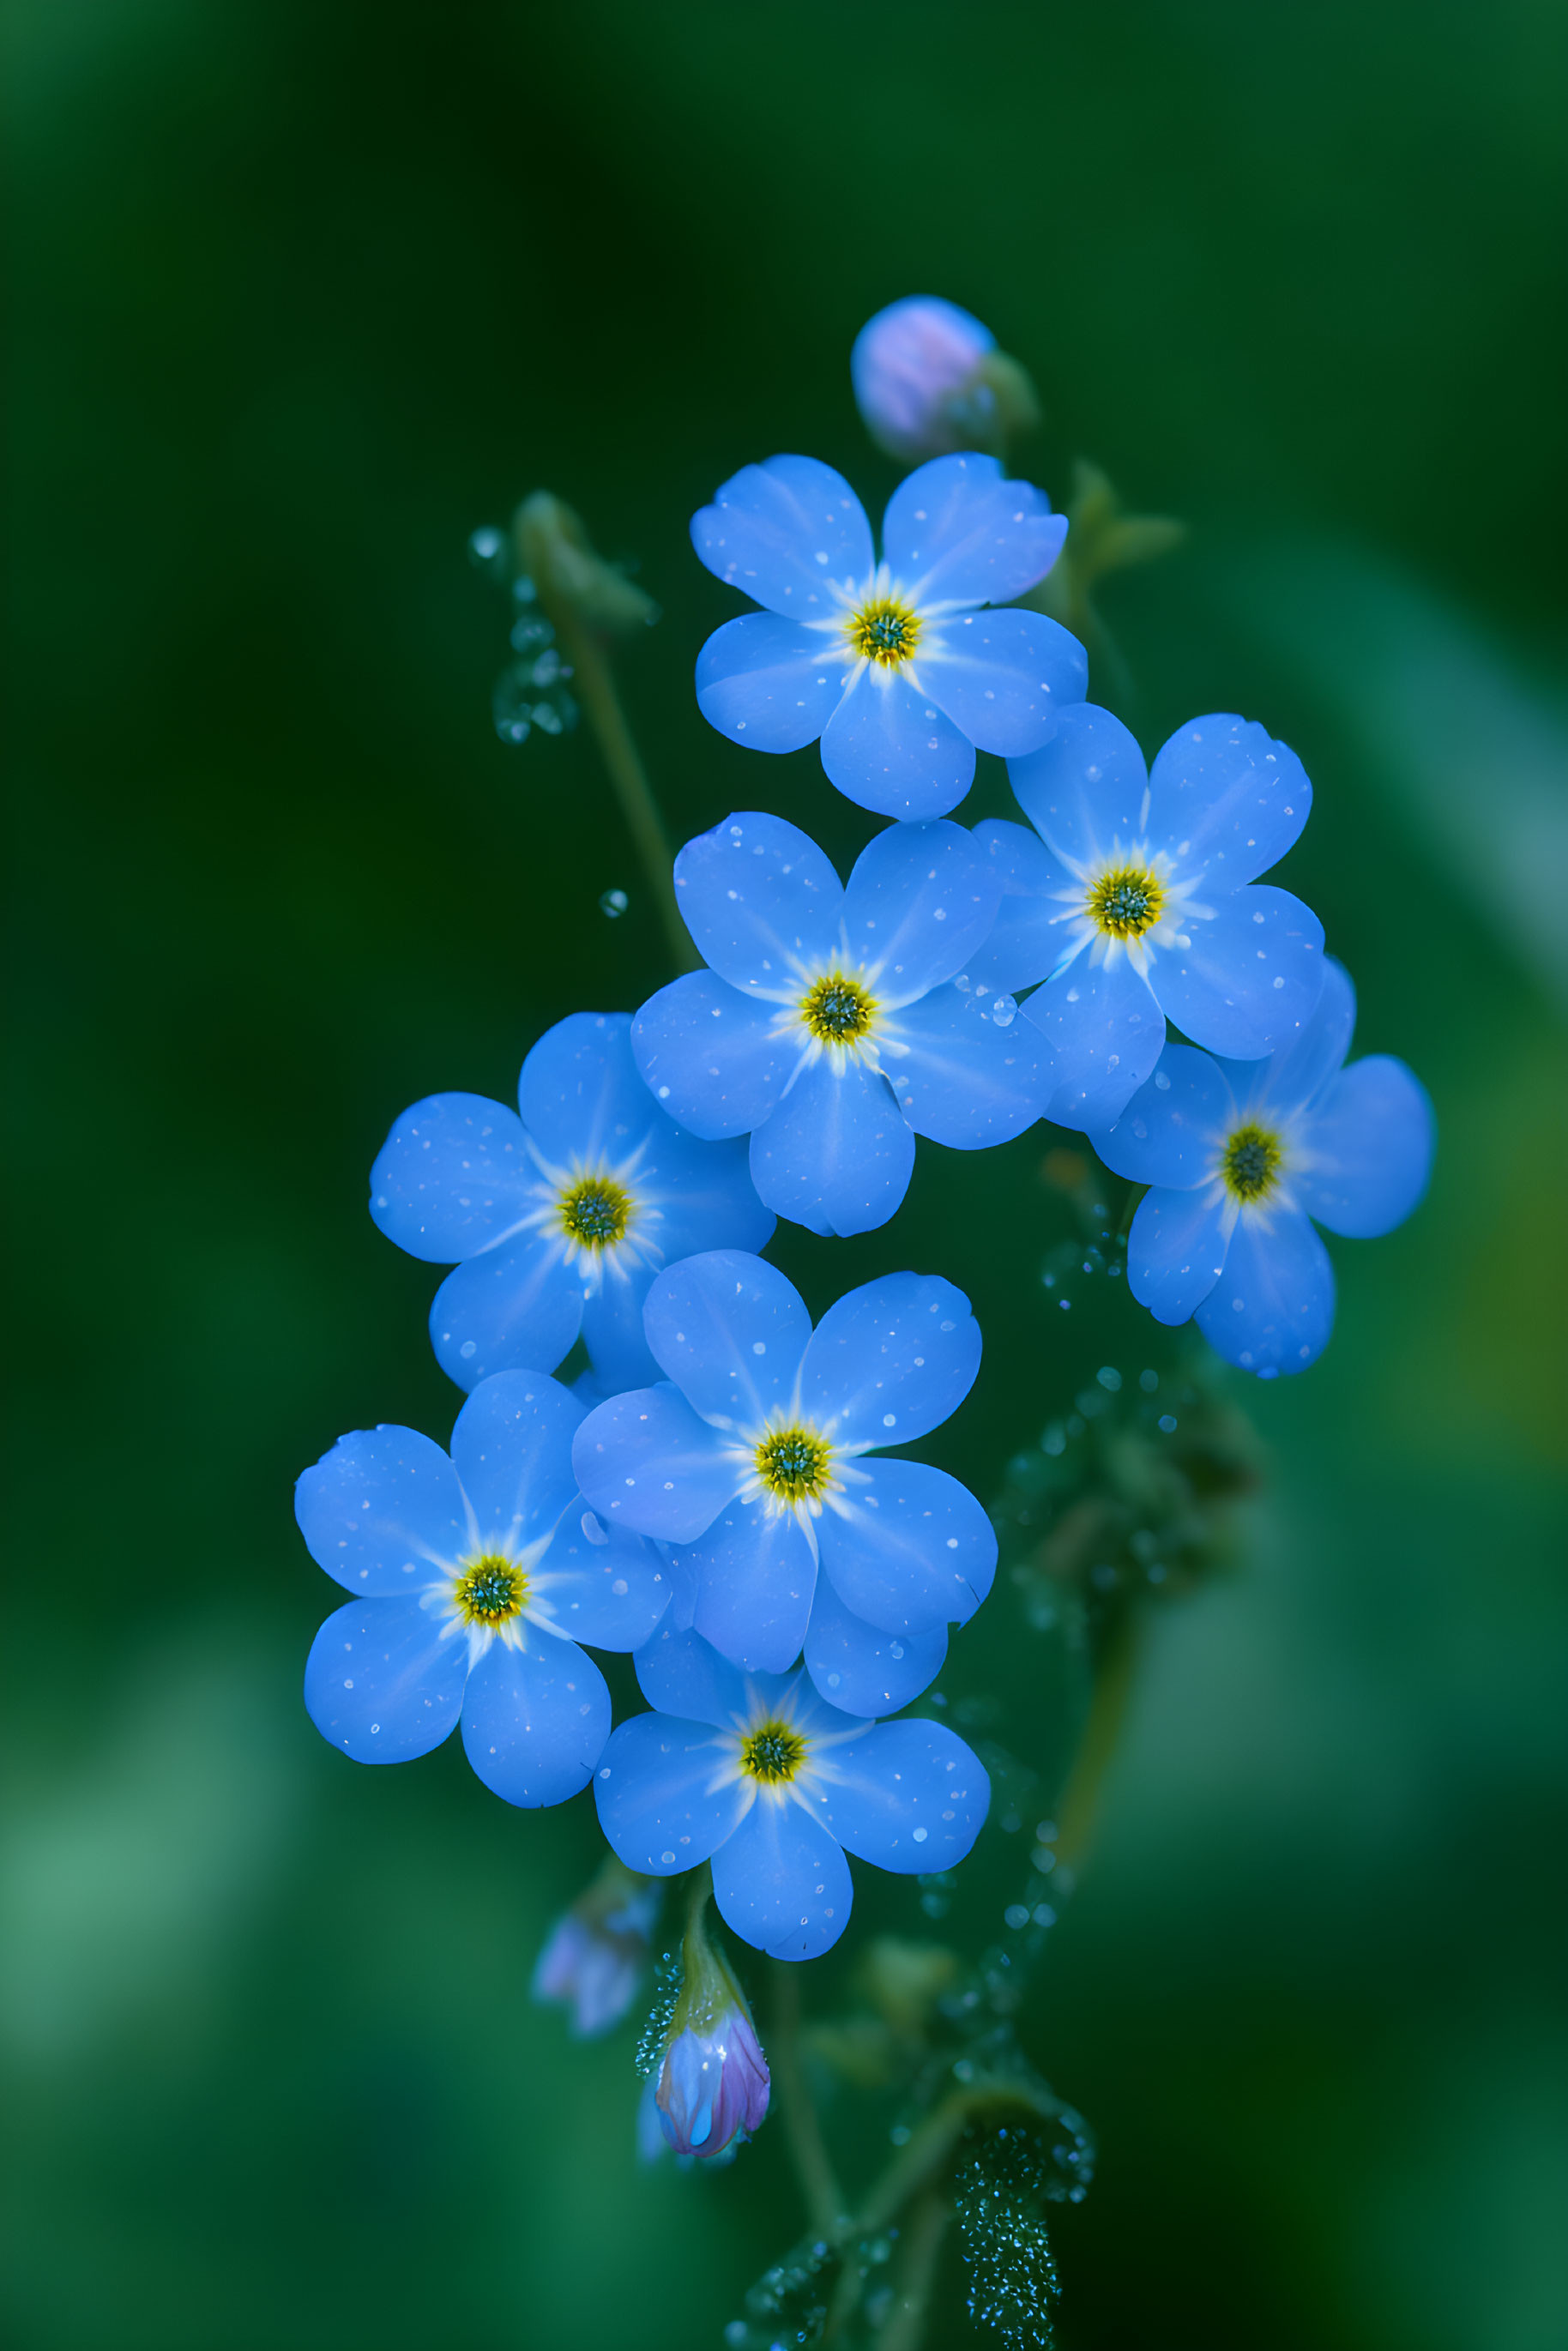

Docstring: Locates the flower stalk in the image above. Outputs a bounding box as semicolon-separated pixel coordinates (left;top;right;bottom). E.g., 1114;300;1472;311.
510;491;697;974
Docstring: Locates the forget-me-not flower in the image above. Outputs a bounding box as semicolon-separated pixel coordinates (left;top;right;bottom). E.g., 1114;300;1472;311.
986;704;1326;1129
572;1251;996;1679
852;295;998;465
691;452;1085;818
1088;959;1434;1377
371;1011;774;1394
299;1371;670;1803
632;812;1052;1237
595;1624;990;1960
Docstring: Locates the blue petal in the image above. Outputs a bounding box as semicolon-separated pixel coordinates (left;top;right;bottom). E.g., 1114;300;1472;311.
799;1270;980;1449
923;609;1086;757
882;454;1066;607
881;983;1052;1148
1007;703;1149;867
972;816;1060;894
461;1631;611;1807
691;455;873;618
1246;954;1356;1118
519;1012;657;1165
642;1250;812;1430
816;1721;989;1872
1126;1187;1232;1324
580;1277;662;1393
1089;1041;1235;1187
1146;714;1312;886
369;1094;534;1264
841;819;999;1007
804;1576;946;1718
449;1371;582;1549
642;1123;775;1262
1194;1205;1336;1377
635;1621;750;1725
632;972;791;1142
429;1237;582;1393
696;613;847;752
820;666;975;820
673;810;842;993
572;1382;744;1541
678;1498;817;1674
749;1057;914;1237
819;1459;996;1636
710;1796;853;1961
1294;1057;1434;1238
1153;883;1324;1060
304;1596;465;1763
532;1513;672;1650
296;1426;466;1595
1022;952;1165;1127
960;820;1077;995
594;1711;750;1873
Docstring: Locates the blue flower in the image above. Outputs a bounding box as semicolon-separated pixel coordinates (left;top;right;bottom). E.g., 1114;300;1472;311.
852;295;997;464
984;704;1326;1128
299;1371;672;1802
572;1251;996;1682
632;812;1052;1237
1087;959;1434;1377
371;1010;774;1394
691;453;1085;818
595;1624;991;1960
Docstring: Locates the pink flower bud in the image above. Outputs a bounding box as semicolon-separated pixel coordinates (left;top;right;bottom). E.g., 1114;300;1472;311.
852;295;997;463
656;1999;771;2160
652;1886;769;2161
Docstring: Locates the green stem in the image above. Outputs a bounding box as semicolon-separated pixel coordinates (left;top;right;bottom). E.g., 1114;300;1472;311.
510;491;696;976
768;1958;846;2239
550;604;696;974
877;2186;951;2351
1052;1604;1143;1878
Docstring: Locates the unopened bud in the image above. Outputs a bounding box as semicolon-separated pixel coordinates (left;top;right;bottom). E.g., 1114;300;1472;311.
654;1886;769;2161
533;1857;659;2039
852;295;1040;466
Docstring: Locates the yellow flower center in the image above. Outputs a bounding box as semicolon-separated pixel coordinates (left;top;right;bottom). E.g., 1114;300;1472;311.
800;971;877;1046
453;1554;528;1627
1088;865;1165;939
1221;1124;1283;1203
755;1426;834;1504
847;595;922;667
740;1721;807;1784
558;1173;632;1249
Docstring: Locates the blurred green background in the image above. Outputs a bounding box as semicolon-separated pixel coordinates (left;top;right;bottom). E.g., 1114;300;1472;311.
7;3;1566;2346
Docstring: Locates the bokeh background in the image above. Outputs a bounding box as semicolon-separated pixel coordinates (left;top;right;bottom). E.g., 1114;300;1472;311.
7;4;1566;2346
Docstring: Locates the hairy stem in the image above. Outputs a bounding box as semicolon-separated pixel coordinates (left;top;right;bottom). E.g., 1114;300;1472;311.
852;2076;1064;2242
877;2186;951;2351
768;1958;846;2239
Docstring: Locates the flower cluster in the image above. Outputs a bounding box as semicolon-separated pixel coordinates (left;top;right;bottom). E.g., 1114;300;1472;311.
297;293;1435;2180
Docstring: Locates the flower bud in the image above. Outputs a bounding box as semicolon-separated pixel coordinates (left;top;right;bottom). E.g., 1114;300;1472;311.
532;1857;660;2039
654;1890;769;2161
852;295;1040;466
